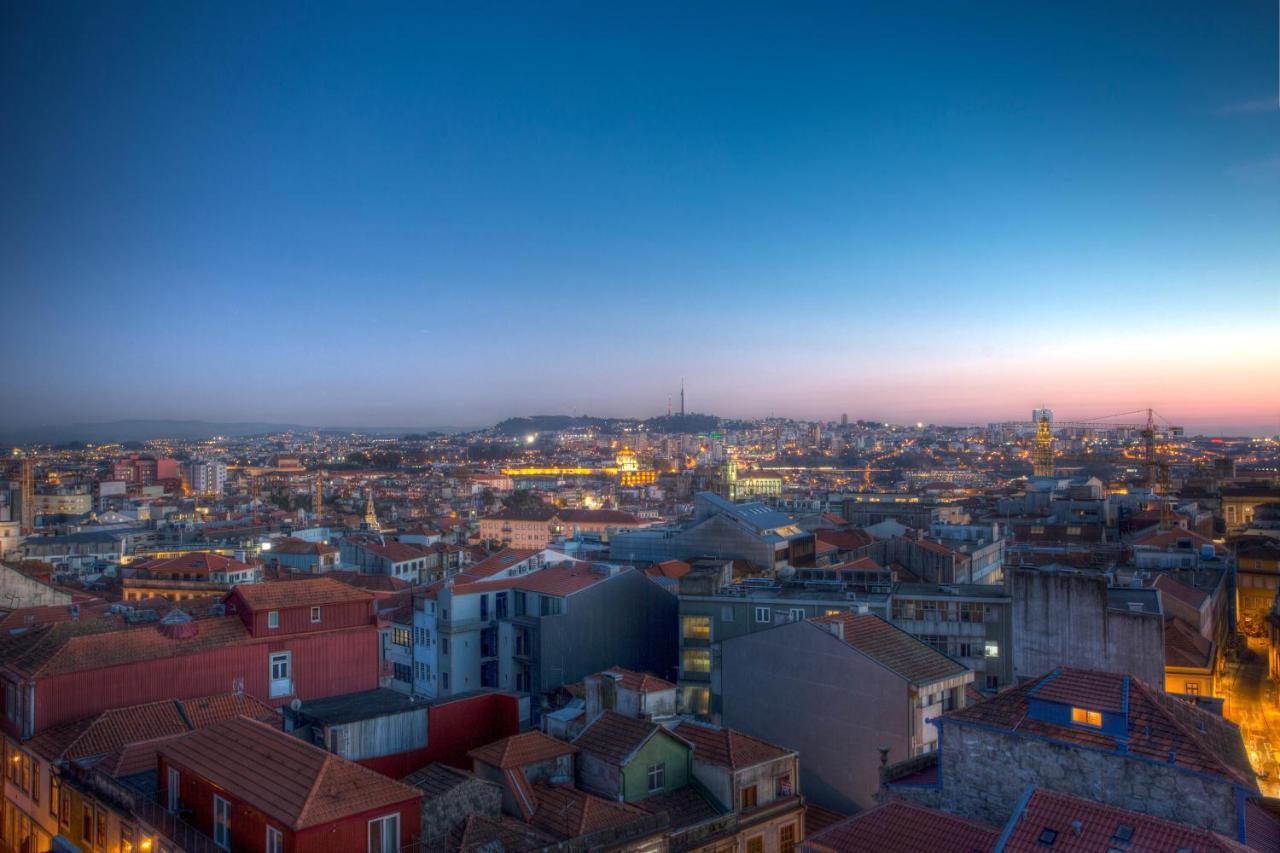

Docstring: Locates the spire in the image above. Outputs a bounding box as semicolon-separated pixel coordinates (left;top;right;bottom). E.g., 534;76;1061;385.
363;490;379;529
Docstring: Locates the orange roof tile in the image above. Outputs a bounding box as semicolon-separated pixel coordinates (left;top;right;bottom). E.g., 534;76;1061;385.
230;577;374;611
468;731;577;771
594;666;675;694
159;716;419;830
673;721;792;770
530;781;650;839
804;800;998;853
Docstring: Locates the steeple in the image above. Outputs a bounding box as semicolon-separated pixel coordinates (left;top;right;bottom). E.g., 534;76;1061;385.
363;491;379;529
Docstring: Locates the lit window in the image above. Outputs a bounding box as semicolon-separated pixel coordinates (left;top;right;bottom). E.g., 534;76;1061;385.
682;616;711;640
984;641;999;657
1071;707;1102;727
682;649;711;674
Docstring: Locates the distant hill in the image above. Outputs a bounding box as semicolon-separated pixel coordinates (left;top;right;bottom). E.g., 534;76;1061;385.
0;420;463;445
643;413;723;434
492;415;616;436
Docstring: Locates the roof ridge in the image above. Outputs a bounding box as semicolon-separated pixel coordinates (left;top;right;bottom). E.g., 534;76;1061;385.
294;750;336;831
1130;678;1250;786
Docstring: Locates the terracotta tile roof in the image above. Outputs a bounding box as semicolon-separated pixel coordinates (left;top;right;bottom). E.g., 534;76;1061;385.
268;538;338;556
179;693;278;728
468;731;578;771
802;800;998;853
97;733;188;778
1000;787;1251;852
320;570;411;594
131;551;255;576
635;784;720;829
361;540;430;563
1133;527;1226;555
572;711;669;766
0;614;253;677
464;548;541;579
1152;573;1211;609
645;560;693;580
453;813;558;852
0;599;114;632
594;666;676;694
813;530;876;551
401;763;495;800
159;716;420;830
1165;616;1216;670
1244;797;1280;852
803;804;849;836
813;613;969;685
530;780;650;839
673;721;792;770
946;668;1256;788
1029;668;1127;713
230;577;374;611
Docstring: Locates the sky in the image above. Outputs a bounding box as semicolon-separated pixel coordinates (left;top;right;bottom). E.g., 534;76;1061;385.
1;2;1277;435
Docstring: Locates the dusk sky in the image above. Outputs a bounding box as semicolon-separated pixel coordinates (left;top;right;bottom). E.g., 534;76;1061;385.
2;3;1277;434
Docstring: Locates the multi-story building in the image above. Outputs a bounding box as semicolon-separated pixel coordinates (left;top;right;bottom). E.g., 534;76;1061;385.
0;577;380;739
122;550;261;601
883;667;1260;842
610;492;816;570
268;536;340;573
1221;484;1280;530
889;582;1014;692
412;563;676;713
339;533;430;580
111;455;179;486
479;506;647;550
183;458;227;495
719;612;972;812
30;490;93;518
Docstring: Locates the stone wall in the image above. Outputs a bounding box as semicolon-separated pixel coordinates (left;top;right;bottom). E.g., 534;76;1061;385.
909;724;1241;837
420;778;502;844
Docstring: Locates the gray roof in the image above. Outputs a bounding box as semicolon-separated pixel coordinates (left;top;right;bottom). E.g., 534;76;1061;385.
696;492;800;537
290;688;426;725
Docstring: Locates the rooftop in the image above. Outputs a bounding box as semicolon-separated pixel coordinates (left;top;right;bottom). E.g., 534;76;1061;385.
804;800;999;853
672;720;793;770
572;711;671;766
286;688;425;725
230;576;374;610
159;716;420;830
592;665;676;694
468;730;578;770
814;612;970;685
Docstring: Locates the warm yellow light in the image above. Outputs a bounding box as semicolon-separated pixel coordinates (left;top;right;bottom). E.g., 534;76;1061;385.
141;839;153;852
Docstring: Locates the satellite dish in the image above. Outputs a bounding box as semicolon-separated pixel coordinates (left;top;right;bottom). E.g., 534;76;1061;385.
290;698;303;712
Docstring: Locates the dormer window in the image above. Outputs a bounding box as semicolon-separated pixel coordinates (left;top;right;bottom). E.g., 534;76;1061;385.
268;610;280;629
1071;707;1102;727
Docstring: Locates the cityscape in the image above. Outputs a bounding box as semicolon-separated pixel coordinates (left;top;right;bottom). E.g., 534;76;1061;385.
3;3;1280;853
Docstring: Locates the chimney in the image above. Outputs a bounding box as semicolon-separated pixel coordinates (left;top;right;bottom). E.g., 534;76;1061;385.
827;619;844;640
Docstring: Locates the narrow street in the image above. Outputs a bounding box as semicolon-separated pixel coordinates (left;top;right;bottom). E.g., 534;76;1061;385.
1221;638;1280;798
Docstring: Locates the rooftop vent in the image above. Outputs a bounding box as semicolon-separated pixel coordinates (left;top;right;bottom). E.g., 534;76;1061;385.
158;608;199;640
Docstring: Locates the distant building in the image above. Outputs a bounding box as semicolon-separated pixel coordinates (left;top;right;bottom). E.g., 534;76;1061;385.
269;536;340;573
1222;484;1280;530
123;550;261;601
720;612;973;812
183;458;227;495
479;506;647;550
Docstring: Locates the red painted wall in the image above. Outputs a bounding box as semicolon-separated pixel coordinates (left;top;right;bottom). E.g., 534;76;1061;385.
227;592;374;637
33;626;378;733
354;692;521;778
160;755;419;853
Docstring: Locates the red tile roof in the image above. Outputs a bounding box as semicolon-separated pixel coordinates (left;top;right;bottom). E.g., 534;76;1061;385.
572;711;670;765
131;551;256;576
802;800;998;853
645;560;692;580
453;814;557;852
803;804;849;837
813;613;969;685
1133;527;1227;555
1152;573;1211;609
594;666;676;694
268;537;338;556
1030;668;1126;713
946;668;1256;788
1165;616;1215;670
230;577;374;611
468;731;578;770
1001;788;1250;852
673;721;792;770
159;716;420;830
530;781;650;839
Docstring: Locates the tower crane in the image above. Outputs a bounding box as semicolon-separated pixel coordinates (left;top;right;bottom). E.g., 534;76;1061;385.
1016;408;1183;487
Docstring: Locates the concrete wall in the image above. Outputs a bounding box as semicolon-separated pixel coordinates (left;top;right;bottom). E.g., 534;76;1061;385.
1008;568;1165;686
720;620;911;813
0;564;71;609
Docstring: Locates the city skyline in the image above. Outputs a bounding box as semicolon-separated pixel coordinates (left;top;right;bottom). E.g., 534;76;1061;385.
2;3;1277;434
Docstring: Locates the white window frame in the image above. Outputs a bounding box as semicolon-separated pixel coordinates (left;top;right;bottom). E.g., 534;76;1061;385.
167;767;180;812
647;762;665;792
310;606;321;624
788;608;806;623
754;607;771;624
368;813;399;853
266;825;283;853
213;794;231;849
269;651;292;698
268;610;280;629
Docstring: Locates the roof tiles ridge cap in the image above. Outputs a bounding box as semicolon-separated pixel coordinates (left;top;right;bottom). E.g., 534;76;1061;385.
1132;679;1252;787
296;754;335;831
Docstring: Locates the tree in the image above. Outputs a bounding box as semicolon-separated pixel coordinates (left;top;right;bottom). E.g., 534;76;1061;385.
501;491;546;511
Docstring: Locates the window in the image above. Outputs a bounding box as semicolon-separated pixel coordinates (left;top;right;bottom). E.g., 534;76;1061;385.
775;774;793;797
441;637;450;654
647;762;666;792
496;592;509;619
1112;824;1134;844
310;606;321;623
368;813;399;853
82;804;94;846
120;822;135;853
266;826;284;853
97;809;107;851
269;652;292;698
50;774;59;816
746;836;763;853
167;767;180;812
392;627;411;647
682;615;712;640
721;606;735;622
984;641;1000;658
514;591;526;616
60;790;70;827
214;795;231;849
682;649;711;674
394;663;412;683
789;608;806;623
780;823;797;852
740;784;757;810
754;607;771;624
267;610;280;629
1184;682;1200;695
1037;827;1057;845
986;675;999;690
441;672;450;690
1071;707;1102;728
539;596;563;616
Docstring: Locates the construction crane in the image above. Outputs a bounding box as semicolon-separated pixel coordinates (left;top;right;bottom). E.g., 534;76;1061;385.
1015;408;1183;487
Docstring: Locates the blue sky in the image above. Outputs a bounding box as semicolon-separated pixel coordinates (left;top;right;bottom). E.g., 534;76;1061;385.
1;2;1276;433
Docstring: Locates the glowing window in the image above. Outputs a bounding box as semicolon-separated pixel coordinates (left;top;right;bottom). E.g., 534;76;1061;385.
1071;707;1102;727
